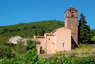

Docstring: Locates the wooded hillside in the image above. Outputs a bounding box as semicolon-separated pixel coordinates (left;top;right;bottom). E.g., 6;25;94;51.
0;20;64;38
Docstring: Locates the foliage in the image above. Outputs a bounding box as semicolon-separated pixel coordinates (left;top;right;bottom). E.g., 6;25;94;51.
34;29;37;35
26;40;36;50
24;48;38;63
1;52;95;64
0;36;11;58
0;45;11;58
37;54;95;64
15;39;26;54
0;38;38;64
0;20;64;38
39;27;45;36
91;36;95;43
0;36;9;45
90;29;95;43
78;12;91;44
90;29;95;38
0;49;38;64
41;49;46;54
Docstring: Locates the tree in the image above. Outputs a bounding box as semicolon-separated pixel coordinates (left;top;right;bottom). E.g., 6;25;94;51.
26;40;36;50
78;13;91;44
91;36;95;43
25;40;38;63
34;29;37;35
90;29;95;38
39;27;45;36
15;39;26;53
0;36;11;58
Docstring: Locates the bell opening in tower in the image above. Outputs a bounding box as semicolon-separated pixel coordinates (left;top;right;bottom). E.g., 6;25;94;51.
72;12;74;17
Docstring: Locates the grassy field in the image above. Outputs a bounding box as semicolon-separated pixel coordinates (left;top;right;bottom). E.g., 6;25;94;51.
39;44;95;59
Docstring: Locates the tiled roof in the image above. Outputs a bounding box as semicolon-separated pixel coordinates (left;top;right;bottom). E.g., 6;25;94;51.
67;7;77;11
45;33;54;36
65;7;78;12
51;30;56;33
51;27;66;33
32;39;40;44
35;36;45;38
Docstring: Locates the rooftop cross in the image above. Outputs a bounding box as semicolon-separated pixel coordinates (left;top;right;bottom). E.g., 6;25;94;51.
70;5;72;7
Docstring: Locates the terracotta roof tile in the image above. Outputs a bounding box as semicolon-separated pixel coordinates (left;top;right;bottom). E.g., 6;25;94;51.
35;36;45;38
45;33;54;36
68;7;77;11
65;7;78;12
32;39;40;44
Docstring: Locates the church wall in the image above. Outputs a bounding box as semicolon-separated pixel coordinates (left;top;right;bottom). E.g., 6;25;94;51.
56;27;71;51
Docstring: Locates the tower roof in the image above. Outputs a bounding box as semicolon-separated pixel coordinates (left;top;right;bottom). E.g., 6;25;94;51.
65;7;78;12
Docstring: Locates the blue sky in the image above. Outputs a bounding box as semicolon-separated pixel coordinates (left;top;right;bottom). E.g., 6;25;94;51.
0;0;95;29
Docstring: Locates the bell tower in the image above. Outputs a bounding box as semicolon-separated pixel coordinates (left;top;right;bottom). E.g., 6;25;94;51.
65;7;78;47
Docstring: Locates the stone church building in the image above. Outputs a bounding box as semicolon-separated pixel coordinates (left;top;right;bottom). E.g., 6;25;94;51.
33;7;78;54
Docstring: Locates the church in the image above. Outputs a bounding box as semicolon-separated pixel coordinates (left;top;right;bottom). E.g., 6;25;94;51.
33;7;78;54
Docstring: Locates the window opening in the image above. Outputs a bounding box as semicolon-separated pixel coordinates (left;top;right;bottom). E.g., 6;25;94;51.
63;43;65;47
72;12;74;17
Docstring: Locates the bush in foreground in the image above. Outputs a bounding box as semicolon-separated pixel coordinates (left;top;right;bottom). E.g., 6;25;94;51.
26;40;36;50
0;36;11;58
0;53;95;64
15;39;26;54
0;48;38;64
0;45;11;58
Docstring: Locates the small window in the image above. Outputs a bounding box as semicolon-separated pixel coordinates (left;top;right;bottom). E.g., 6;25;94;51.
72;12;74;17
49;38;50;40
63;43;65;47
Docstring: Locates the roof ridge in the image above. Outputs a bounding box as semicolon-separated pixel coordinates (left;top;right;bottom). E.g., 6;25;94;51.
65;7;78;12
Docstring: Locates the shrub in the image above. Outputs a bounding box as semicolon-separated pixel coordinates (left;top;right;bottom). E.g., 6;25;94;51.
0;36;11;58
63;50;65;52
0;36;9;45
0;48;38;64
91;36;95;43
23;48;38;63
15;39;26;54
41;49;45;54
26;40;36;50
0;45;11;58
1;52;95;64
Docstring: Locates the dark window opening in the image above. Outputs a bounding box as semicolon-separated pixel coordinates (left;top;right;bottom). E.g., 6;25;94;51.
63;43;65;47
72;12;74;17
40;47;42;54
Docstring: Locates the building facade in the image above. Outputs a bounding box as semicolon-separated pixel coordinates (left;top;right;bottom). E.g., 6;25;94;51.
34;7;78;54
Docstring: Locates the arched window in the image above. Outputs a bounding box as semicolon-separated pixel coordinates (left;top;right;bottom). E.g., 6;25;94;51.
72;12;74;17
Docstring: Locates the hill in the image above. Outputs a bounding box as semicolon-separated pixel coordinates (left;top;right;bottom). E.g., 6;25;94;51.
0;20;64;38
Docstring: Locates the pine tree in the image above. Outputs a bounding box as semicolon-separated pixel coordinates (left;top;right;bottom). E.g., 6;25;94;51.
78;13;91;44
